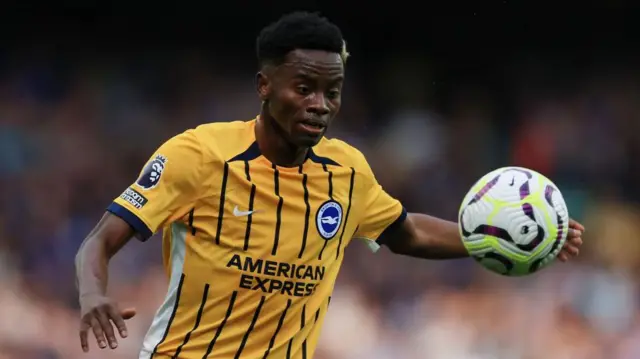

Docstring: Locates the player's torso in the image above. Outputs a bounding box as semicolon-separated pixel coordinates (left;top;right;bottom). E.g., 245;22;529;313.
147;122;361;359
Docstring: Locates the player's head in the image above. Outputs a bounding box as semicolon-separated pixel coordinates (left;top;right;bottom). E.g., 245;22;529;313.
256;11;348;148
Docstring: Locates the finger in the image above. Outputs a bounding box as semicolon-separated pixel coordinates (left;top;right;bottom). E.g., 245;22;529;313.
564;245;579;257
90;316;107;349
80;320;91;352
569;219;585;232
562;237;582;250
568;236;583;247
121;307;137;320
108;306;129;338
558;252;568;262
568;228;582;238
97;308;118;349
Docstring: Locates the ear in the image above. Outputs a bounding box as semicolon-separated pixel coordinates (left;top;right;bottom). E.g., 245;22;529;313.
256;71;270;101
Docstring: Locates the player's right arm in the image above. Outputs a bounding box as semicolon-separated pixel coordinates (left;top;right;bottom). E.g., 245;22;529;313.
75;130;207;352
76;213;136;351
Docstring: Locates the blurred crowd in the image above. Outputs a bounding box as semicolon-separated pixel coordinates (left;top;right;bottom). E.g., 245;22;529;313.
1;49;640;359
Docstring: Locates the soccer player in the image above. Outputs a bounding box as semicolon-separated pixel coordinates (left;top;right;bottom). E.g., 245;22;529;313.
75;11;585;359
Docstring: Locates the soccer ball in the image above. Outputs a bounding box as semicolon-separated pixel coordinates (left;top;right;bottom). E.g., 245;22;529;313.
458;167;569;276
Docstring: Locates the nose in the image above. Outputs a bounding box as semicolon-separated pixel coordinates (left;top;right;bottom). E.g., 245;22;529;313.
307;92;330;116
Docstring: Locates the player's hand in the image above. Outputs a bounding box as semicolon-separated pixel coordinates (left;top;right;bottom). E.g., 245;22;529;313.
79;294;136;352
558;218;584;262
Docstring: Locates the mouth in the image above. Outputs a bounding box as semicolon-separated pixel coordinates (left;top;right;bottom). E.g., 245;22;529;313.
297;119;326;135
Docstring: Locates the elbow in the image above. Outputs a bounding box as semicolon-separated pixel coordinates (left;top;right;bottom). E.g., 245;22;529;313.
75;237;92;270
75;235;109;267
74;250;82;267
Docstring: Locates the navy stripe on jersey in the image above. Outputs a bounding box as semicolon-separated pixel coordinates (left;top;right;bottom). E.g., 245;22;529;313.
271;164;284;255
215;163;229;245
262;299;293;359
244;160;251;179
317;165;336;260
285;303;307;359
203;291;238;358
229;141;340;167
106;202;153;240
322;163;333;198
298;165;311;258
243;161;257;251
229;141;262;162
234;296;266;359
188;208;196;235
151;273;185;357
301;304;308;359
172;283;209;358
286;337;293;359
336;168;356;259
308;149;341;167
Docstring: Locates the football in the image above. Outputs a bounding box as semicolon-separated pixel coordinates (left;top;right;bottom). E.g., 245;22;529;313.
458;167;569;276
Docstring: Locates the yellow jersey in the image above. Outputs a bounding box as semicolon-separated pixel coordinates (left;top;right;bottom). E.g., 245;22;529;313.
108;118;406;359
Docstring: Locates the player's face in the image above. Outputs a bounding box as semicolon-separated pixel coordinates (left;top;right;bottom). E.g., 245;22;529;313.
259;49;344;147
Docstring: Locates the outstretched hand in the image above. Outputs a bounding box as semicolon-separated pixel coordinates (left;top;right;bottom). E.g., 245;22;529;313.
79;294;137;352
557;218;584;262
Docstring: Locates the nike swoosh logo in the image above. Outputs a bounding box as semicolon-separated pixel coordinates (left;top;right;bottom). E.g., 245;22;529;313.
233;206;256;217
509;177;515;186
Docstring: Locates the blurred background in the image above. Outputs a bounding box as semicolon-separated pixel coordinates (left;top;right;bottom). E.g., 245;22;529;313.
1;3;640;359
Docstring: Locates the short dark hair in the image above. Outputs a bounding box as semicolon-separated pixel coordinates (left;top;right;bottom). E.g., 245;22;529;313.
256;11;347;67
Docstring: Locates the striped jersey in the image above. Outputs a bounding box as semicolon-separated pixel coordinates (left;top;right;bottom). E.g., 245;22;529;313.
108;118;406;359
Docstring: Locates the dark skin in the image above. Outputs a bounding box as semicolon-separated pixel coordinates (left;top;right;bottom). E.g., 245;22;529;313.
255;49;344;166
75;48;585;352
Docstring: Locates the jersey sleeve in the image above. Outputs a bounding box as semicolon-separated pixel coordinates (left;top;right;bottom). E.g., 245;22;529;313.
107;130;205;241
353;157;407;248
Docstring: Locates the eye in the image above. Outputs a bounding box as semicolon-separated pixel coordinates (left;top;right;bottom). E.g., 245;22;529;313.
296;85;310;95
327;89;340;99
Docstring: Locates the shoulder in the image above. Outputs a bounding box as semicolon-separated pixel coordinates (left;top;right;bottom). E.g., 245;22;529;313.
189;119;256;162
313;137;375;179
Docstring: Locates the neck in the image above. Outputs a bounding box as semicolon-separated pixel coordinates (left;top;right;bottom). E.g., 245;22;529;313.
255;109;309;167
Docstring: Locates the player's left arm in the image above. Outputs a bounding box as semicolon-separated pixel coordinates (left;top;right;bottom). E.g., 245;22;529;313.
379;213;583;261
353;177;470;259
355;166;585;261
382;212;468;259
